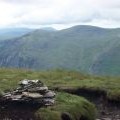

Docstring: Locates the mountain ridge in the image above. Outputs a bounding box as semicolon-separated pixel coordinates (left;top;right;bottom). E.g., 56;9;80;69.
0;25;120;76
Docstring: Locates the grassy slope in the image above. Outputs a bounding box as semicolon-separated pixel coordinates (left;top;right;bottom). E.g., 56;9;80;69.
0;69;119;100
0;68;96;120
0;69;119;119
37;92;95;120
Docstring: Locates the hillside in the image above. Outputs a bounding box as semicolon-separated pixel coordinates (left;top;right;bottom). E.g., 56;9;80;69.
0;25;120;75
91;44;120;75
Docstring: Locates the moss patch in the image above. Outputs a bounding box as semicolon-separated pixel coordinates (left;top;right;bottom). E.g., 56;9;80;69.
35;92;96;120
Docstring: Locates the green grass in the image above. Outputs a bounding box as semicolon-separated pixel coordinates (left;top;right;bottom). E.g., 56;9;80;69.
0;68;98;120
0;68;119;101
36;92;96;120
0;68;120;119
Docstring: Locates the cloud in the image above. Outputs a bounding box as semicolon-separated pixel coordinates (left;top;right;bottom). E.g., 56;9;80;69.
0;0;120;29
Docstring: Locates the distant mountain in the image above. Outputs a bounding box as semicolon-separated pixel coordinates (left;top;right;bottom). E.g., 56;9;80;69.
0;28;34;41
0;27;56;41
39;27;56;31
0;25;120;76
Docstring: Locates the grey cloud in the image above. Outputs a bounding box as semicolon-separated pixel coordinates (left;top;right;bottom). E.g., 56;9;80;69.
1;0;120;29
3;0;37;4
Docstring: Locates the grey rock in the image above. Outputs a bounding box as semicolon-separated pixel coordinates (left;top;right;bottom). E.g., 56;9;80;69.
2;79;56;106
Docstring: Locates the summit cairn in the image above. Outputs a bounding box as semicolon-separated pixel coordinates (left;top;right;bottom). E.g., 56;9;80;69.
2;79;56;106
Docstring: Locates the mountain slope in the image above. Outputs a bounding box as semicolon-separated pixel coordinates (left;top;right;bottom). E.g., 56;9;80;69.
0;25;120;75
91;43;120;75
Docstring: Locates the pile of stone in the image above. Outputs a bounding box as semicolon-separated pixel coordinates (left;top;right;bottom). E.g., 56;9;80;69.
2;79;56;106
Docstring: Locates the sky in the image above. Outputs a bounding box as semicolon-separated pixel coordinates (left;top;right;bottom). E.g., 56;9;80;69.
0;0;120;29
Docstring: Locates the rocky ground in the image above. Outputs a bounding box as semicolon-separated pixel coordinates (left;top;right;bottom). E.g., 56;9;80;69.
95;100;120;120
